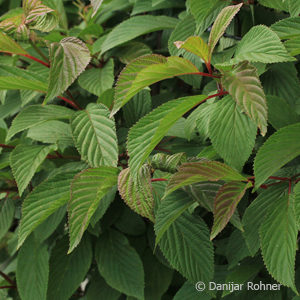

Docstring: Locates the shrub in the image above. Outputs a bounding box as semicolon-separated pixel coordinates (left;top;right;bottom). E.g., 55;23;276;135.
0;0;300;299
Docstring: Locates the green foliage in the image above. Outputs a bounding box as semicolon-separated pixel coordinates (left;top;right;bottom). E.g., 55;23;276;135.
1;0;300;299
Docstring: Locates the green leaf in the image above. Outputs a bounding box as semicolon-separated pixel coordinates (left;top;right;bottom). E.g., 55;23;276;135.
71;103;118;167
16;235;49;300
0;75;47;91
271;17;300;39
261;63;300;108
174;281;211;300
0;197;15;240
0;31;28;54
123;89;152;127
45;37;91;104
142;249;173;300
208;3;242;57
293;183;300;227
10;144;56;196
168;14;196;57
187;0;228;30
18;172;77;248
95;229;144;299
112;55;200;115
209;95;257;171
233;25;295;63
174;36;209;64
86;273;121;300
91;0;104;17
7;104;74;141
27;120;73;150
242;184;288;256
254;123;300;189
258;0;289;11
78;58;114;96
132;0;183;15
166;161;247;196
154;190;194;245
260;193;298;292
267;95;300;130
211;181;251;240
100;15;178;54
158;211;214;284
68;166;119;253
118;165;154;222
47;236;92;300
127;95;207;174
221;61;268;136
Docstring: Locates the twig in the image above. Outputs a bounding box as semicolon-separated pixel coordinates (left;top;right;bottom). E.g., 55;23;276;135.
0;270;15;286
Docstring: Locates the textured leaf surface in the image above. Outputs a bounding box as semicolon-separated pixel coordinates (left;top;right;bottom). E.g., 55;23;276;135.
151;152;186;173
271;17;300;39
260;193;297;292
7;104;73;141
154;190;194;245
293;183;300;227
10;144;55;196
68;167;119;252
0;197;15;240
17;235;49;300
187;0;228;29
18;172;77;248
45;37;91;103
112;54;165;115
158;212;214;284
242;184;287;256
211;181;250;240
47;236;92;300
168;14;196;56
95;229;144;299
0;31;28;54
112;55;200;115
128;95;207;174
78;59;114;96
71;103;118;167
100;15;178;54
208;4;242;56
267;95;300;130
221;61;268;136
166;161;246;196
0;75;47;91
234;25;295;63
174;36;209;63
209;95;257;171
254;122;300;189
174;281;211;300
118;165;154;222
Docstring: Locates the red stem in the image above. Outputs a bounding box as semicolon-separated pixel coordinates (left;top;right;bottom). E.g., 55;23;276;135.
57;96;81;110
20;54;50;68
188;71;220;78
0;271;15;286
269;176;289;181
151;178;168;182
0;144;14;149
0;285;16;289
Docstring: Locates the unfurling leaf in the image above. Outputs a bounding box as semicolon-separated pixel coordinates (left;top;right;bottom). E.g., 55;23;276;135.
211;181;251;240
166;161;247;196
45;37;91;103
208;3;242;57
118;165;154;222
174;36;210;64
221;61;268;136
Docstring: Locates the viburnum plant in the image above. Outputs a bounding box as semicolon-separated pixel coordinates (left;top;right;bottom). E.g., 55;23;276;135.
0;0;300;299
